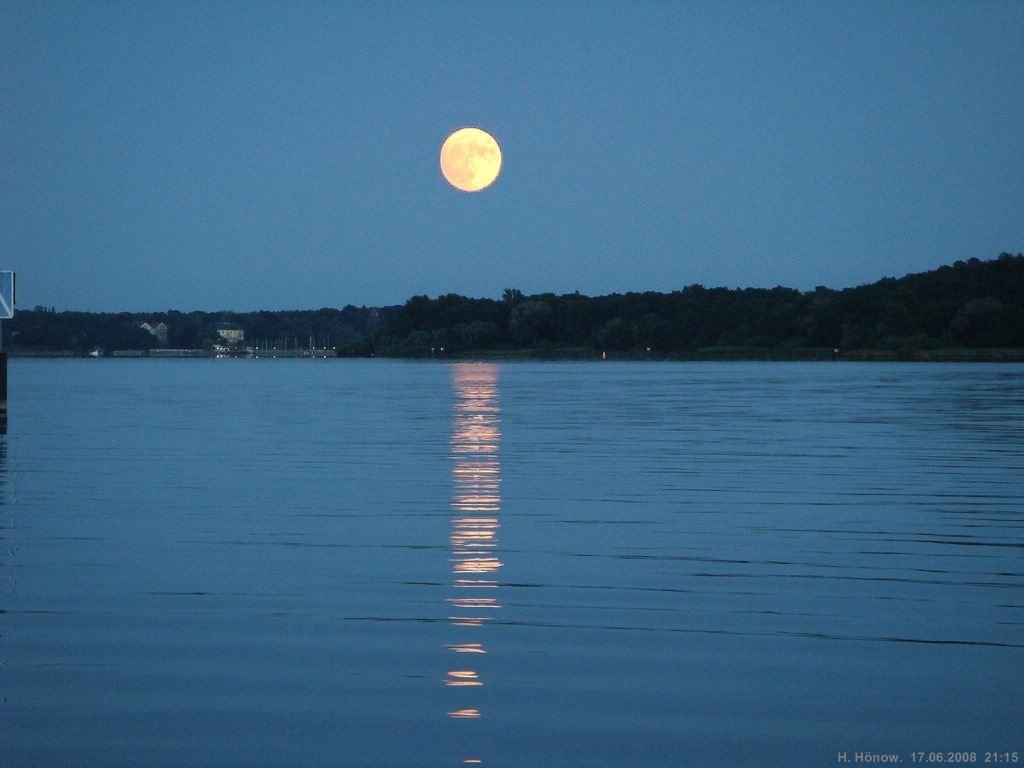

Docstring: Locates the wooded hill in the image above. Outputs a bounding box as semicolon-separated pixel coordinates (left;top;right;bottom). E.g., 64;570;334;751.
6;253;1023;360
357;253;1024;359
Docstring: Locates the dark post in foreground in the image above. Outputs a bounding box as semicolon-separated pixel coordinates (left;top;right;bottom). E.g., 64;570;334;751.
0;350;6;431
0;270;15;433
0;351;6;404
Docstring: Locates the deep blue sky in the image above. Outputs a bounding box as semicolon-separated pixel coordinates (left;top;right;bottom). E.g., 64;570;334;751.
3;1;1023;312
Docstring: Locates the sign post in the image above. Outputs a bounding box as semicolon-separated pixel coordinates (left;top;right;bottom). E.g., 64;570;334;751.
0;271;15;428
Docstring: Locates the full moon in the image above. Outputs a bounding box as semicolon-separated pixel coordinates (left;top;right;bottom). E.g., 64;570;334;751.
440;127;502;192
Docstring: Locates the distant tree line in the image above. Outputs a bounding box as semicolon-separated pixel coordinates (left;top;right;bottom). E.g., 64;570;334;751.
351;253;1024;359
5;254;1023;359
5;306;388;355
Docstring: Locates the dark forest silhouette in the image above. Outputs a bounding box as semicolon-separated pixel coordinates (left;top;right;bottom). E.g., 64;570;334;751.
7;253;1023;360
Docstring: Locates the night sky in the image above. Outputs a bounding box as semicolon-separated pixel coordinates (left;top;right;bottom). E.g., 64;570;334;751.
3;1;1023;312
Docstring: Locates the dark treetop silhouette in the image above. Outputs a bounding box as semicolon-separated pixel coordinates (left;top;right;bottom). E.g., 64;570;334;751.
7;254;1023;361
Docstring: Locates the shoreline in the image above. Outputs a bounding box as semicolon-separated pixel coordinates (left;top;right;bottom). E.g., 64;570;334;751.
9;347;1024;362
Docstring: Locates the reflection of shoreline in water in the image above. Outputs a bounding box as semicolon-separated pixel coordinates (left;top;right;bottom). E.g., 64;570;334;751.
446;364;502;758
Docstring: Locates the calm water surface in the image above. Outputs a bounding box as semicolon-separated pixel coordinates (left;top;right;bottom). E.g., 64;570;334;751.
1;359;1022;767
